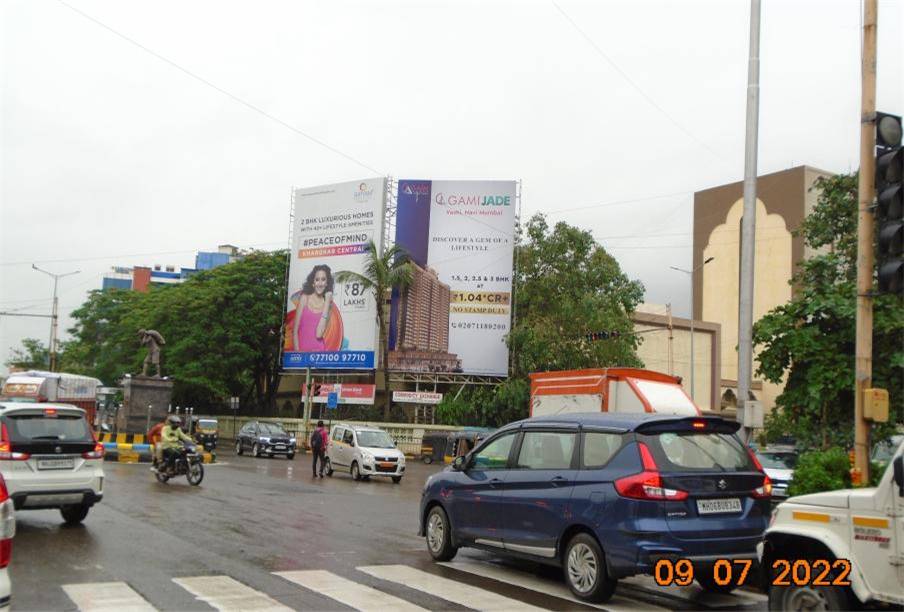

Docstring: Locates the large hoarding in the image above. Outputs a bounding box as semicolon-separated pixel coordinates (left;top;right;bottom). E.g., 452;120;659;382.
283;179;385;370
390;179;517;376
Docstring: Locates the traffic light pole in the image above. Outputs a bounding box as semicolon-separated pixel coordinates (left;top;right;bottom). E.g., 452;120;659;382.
854;0;878;484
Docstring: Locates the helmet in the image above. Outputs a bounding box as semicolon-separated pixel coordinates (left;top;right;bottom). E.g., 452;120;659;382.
167;415;182;426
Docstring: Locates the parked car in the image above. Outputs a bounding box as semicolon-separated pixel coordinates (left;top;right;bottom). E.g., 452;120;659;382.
0;473;14;611
753;447;798;500
325;424;405;483
0;402;104;525
235;421;296;459
419;412;772;603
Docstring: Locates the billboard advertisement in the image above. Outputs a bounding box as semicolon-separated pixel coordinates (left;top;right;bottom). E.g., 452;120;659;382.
390;179;517;376
283;179;385;370
302;383;376;405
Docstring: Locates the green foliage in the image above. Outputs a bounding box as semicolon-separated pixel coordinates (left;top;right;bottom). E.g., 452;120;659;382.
440;214;644;427
5;337;50;369
61;251;288;411
787;447;851;497
753;174;904;448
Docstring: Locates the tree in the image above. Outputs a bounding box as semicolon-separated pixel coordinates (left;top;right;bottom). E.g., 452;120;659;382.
5;338;50;370
335;240;414;421
437;214;645;426
753;173;904;449
62;251;288;411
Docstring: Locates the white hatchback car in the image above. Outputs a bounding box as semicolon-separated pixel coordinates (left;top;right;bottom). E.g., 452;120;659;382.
325;424;406;483
0;402;104;525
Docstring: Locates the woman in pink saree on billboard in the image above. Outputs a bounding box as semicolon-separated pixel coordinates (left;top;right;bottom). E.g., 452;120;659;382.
289;264;343;352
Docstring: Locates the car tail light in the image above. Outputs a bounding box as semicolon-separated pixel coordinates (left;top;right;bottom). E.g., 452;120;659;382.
746;447;772;499
0;476;15;568
82;442;105;460
0;423;29;461
615;443;688;501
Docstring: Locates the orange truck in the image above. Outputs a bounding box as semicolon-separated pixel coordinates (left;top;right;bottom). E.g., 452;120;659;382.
529;367;700;417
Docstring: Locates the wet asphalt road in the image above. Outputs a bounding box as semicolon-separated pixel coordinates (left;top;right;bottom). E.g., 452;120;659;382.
10;450;767;611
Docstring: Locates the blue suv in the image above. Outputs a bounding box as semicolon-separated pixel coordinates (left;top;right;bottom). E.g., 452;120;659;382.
419;413;771;603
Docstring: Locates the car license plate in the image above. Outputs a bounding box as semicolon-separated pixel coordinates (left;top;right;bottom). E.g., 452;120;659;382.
37;458;75;470
380;462;394;468
274;445;285;450
697;498;742;514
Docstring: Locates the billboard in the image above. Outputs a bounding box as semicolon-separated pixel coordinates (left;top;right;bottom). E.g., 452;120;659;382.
283;179;385;370
390;180;517;376
302;383;376;405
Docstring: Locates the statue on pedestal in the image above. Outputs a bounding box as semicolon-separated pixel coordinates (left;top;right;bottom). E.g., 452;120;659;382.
138;329;166;377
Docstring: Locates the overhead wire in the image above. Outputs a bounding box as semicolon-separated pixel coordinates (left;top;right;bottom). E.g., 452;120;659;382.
55;0;382;176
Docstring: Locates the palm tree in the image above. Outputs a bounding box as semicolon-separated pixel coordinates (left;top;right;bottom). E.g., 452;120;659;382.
335;240;414;421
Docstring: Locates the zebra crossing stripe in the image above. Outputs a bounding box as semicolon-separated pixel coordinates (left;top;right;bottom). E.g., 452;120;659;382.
62;581;156;611
357;564;547;611
440;560;669;611
275;569;428;612
173;576;292;611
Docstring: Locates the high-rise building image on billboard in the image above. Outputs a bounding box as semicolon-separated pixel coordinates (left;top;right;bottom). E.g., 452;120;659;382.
389;263;460;372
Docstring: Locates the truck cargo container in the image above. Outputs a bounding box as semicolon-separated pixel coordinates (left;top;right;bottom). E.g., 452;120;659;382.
1;370;102;425
529;367;700;417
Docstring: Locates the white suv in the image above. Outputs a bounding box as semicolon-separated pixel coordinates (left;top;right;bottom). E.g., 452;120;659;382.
0;402;104;525
325;424;406;483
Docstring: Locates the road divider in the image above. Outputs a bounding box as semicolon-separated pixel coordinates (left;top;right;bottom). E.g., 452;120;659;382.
102;443;215;464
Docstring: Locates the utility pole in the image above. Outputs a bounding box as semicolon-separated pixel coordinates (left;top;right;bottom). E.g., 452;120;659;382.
670;257;714;401
854;0;878;484
737;0;761;443
31;265;80;372
666;303;674;376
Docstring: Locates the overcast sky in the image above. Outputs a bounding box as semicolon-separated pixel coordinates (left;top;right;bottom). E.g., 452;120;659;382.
1;0;902;376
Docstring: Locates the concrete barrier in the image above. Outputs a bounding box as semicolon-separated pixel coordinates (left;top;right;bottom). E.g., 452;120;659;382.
102;444;215;464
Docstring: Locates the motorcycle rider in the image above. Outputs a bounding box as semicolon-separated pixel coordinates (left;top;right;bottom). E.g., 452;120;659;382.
160;415;193;473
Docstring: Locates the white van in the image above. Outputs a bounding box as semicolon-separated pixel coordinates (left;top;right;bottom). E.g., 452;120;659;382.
325;424;405;484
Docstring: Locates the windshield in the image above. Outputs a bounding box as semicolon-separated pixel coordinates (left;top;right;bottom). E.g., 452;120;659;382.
756;451;797;470
640;431;755;472
260;423;287;436
198;419;217;429
357;431;395;449
871;436;903;463
5;414;92;442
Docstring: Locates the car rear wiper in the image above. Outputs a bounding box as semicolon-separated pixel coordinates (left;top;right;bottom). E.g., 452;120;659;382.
31;435;61;440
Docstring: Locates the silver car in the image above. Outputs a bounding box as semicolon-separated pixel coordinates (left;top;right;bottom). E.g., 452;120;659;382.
754;447;797;499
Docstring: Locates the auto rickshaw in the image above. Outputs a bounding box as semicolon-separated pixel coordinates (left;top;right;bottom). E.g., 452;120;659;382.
420;429;493;464
193;417;219;451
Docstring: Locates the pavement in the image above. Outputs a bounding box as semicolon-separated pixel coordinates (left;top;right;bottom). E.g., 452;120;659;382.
9;449;767;611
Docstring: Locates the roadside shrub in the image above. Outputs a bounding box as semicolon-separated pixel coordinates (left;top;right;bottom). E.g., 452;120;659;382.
787;447;851;497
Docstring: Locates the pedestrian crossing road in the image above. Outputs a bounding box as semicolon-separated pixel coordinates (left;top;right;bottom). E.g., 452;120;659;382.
52;559;767;611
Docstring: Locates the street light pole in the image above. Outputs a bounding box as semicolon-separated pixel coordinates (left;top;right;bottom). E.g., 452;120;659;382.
32;265;79;372
671;257;715;402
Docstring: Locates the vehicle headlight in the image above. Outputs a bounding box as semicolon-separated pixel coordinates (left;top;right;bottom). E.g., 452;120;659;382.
362;452;374;464
289;438;296;445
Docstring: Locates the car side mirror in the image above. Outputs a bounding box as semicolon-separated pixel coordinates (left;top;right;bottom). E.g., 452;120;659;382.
452;455;468;471
894;456;904;497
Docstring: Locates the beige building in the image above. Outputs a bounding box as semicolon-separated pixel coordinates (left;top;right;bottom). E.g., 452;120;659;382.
632;304;722;413
693;165;832;413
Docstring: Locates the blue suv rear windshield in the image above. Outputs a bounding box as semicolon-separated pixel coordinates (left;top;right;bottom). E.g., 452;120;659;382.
639;431;754;472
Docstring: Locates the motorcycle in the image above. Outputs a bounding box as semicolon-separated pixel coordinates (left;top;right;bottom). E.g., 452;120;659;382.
155;443;204;486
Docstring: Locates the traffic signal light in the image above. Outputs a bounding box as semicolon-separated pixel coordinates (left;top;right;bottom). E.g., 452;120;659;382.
876;112;903;294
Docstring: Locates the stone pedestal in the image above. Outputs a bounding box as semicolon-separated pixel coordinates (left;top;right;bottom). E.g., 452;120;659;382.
117;376;173;434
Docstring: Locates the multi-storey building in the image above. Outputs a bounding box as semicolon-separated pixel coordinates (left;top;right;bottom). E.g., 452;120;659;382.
390;263;459;372
101;245;242;292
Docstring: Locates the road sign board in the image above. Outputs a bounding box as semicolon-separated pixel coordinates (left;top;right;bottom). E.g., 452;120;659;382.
327;392;339;409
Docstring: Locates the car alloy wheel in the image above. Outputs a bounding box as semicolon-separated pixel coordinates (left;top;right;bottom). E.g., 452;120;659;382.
324;457;333;476
427;511;445;553
252;443;260;457
351;462;361;481
235;440;243;455
567;542;598;594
